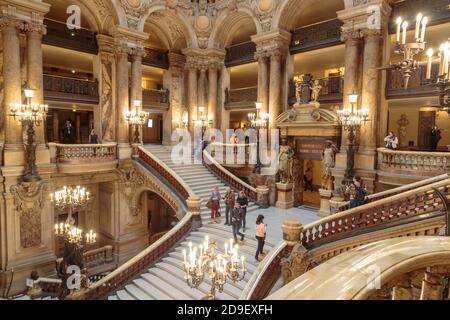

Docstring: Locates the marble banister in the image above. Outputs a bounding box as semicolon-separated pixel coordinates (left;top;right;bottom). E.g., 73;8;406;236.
48;143;117;163
301;179;450;248
203;149;257;201
267;237;450;300
337;174;450;212
378;148;450;175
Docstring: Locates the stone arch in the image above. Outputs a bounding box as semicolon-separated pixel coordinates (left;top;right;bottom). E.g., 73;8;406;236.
273;0;345;31
139;5;198;51
209;8;261;49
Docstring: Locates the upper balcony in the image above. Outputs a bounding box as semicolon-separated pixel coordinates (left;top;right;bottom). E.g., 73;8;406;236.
385;63;441;100
44;74;99;105
142;88;170;110
43;19;98;54
224;86;258;110
142;48;170;70
225;42;257;68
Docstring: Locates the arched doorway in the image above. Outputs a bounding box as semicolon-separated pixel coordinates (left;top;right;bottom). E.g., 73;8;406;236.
139;191;179;244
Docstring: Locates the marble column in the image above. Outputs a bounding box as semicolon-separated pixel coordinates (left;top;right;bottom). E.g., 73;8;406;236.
130;48;144;144
52;109;59;142
115;45;131;158
208;63;218;129
420;270;444;300
1;17;24;165
257;55;270;114
341;33;362;150
360;30;381;156
269;50;282;130
187;64;198;135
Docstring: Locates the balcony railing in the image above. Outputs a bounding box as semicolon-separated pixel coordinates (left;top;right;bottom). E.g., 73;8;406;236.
49;143;117;164
43;19;98;54
290;19;343;54
224;86;258;109
377;148;450;175
142;88;170;109
288;76;343;105
43;74;99;104
142;48;169;69
225;41;257;67
386;63;441;99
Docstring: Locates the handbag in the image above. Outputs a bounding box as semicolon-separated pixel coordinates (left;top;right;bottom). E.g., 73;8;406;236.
206;199;213;209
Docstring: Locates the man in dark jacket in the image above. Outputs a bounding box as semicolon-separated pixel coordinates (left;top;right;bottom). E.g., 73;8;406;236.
231;203;245;243
431;125;442;151
236;190;248;231
223;187;235;226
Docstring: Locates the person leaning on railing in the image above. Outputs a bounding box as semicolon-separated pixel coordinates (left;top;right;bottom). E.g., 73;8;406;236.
346;176;368;209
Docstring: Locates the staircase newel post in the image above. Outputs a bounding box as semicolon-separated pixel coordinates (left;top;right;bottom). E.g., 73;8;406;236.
187;196;202;229
282;220;303;249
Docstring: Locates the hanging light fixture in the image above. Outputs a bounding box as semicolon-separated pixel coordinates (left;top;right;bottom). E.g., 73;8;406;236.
425;41;450;114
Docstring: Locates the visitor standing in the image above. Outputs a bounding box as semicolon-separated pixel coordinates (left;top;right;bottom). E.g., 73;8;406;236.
89;129;99;144
236;190;248;231
231;203;245;244
348;176;367;209
255;215;267;262
223;187;235;226
304;167;314;192
431;125;442;151
63;121;74;144
208;187;221;224
384;131;399;150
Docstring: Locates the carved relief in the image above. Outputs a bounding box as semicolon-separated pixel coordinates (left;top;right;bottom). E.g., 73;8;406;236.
280;243;314;284
119;0;150;30
10;182;48;249
100;52;115;141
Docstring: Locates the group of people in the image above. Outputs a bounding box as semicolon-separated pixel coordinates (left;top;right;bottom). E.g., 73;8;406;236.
62;120;99;144
384;125;442;151
207;187;266;261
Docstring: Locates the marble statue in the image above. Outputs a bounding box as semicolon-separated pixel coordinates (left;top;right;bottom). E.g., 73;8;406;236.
397;114;409;148
278;144;295;184
321;140;338;190
310;80;323;102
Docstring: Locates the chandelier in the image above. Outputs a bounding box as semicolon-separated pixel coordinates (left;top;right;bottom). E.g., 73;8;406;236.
385;13;429;89
125;100;149;143
51;185;91;212
9;88;49;182
183;236;247;300
425;41;450;114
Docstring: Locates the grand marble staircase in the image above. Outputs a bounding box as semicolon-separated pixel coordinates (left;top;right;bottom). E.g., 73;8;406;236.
108;145;273;300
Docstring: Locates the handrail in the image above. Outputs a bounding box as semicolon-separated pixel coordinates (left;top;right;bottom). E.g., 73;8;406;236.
203;149;257;200
239;241;287;300
378;148;450;173
337;174;450;212
138;146;196;200
84;212;193;299
48;143;117;163
301;178;450;248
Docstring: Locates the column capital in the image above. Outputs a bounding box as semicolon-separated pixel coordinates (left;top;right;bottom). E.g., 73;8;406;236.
130;46;145;60
361;28;382;40
341;29;363;42
0;16;25;32
23;22;46;36
252;29;291;61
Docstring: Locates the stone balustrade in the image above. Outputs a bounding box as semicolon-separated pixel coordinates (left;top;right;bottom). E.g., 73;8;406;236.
224;86;258;109
377;148;450;175
48;143;117;164
43;74;99;104
142;88;170;108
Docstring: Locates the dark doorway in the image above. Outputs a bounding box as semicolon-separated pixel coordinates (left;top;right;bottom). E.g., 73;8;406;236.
418;111;436;150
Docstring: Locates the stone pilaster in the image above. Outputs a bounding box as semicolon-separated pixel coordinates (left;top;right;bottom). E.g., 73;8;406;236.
256;53;270;114
186;60;198;136
208;61;219;129
420;268;445;300
198;65;207;110
130;47;144;106
1;16;25;166
115;44;131;159
25;21;50;165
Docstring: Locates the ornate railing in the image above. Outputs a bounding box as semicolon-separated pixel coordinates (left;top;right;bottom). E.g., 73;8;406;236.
149;231;169;245
84;212;194;299
290;19;343;54
225;86;258;109
377;148;450;175
288;76;343;105
386;63;440;99
240;242;287;300
142;48;170;69
203;149;257;200
338;174;450;212
300;179;450;249
142;88;170;108
43;19;98;54
48;143;117;164
43;74;99;104
225;41;257;67
138;147;195;200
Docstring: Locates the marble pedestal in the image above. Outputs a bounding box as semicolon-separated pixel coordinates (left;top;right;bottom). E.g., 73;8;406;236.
276;182;294;209
318;188;333;217
256;185;270;209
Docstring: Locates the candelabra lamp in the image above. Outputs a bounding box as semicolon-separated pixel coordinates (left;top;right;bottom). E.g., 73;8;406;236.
9;88;48;182
125;100;149;144
248;102;270;174
51;185;96;300
425;41;450;114
193;106;213;139
183;236;247;300
337;94;369;184
381;13;429;89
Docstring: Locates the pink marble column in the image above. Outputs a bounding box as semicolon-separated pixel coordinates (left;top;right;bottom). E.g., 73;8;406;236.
115;46;130;145
269;51;282;129
257;54;270;114
187;64;198;135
